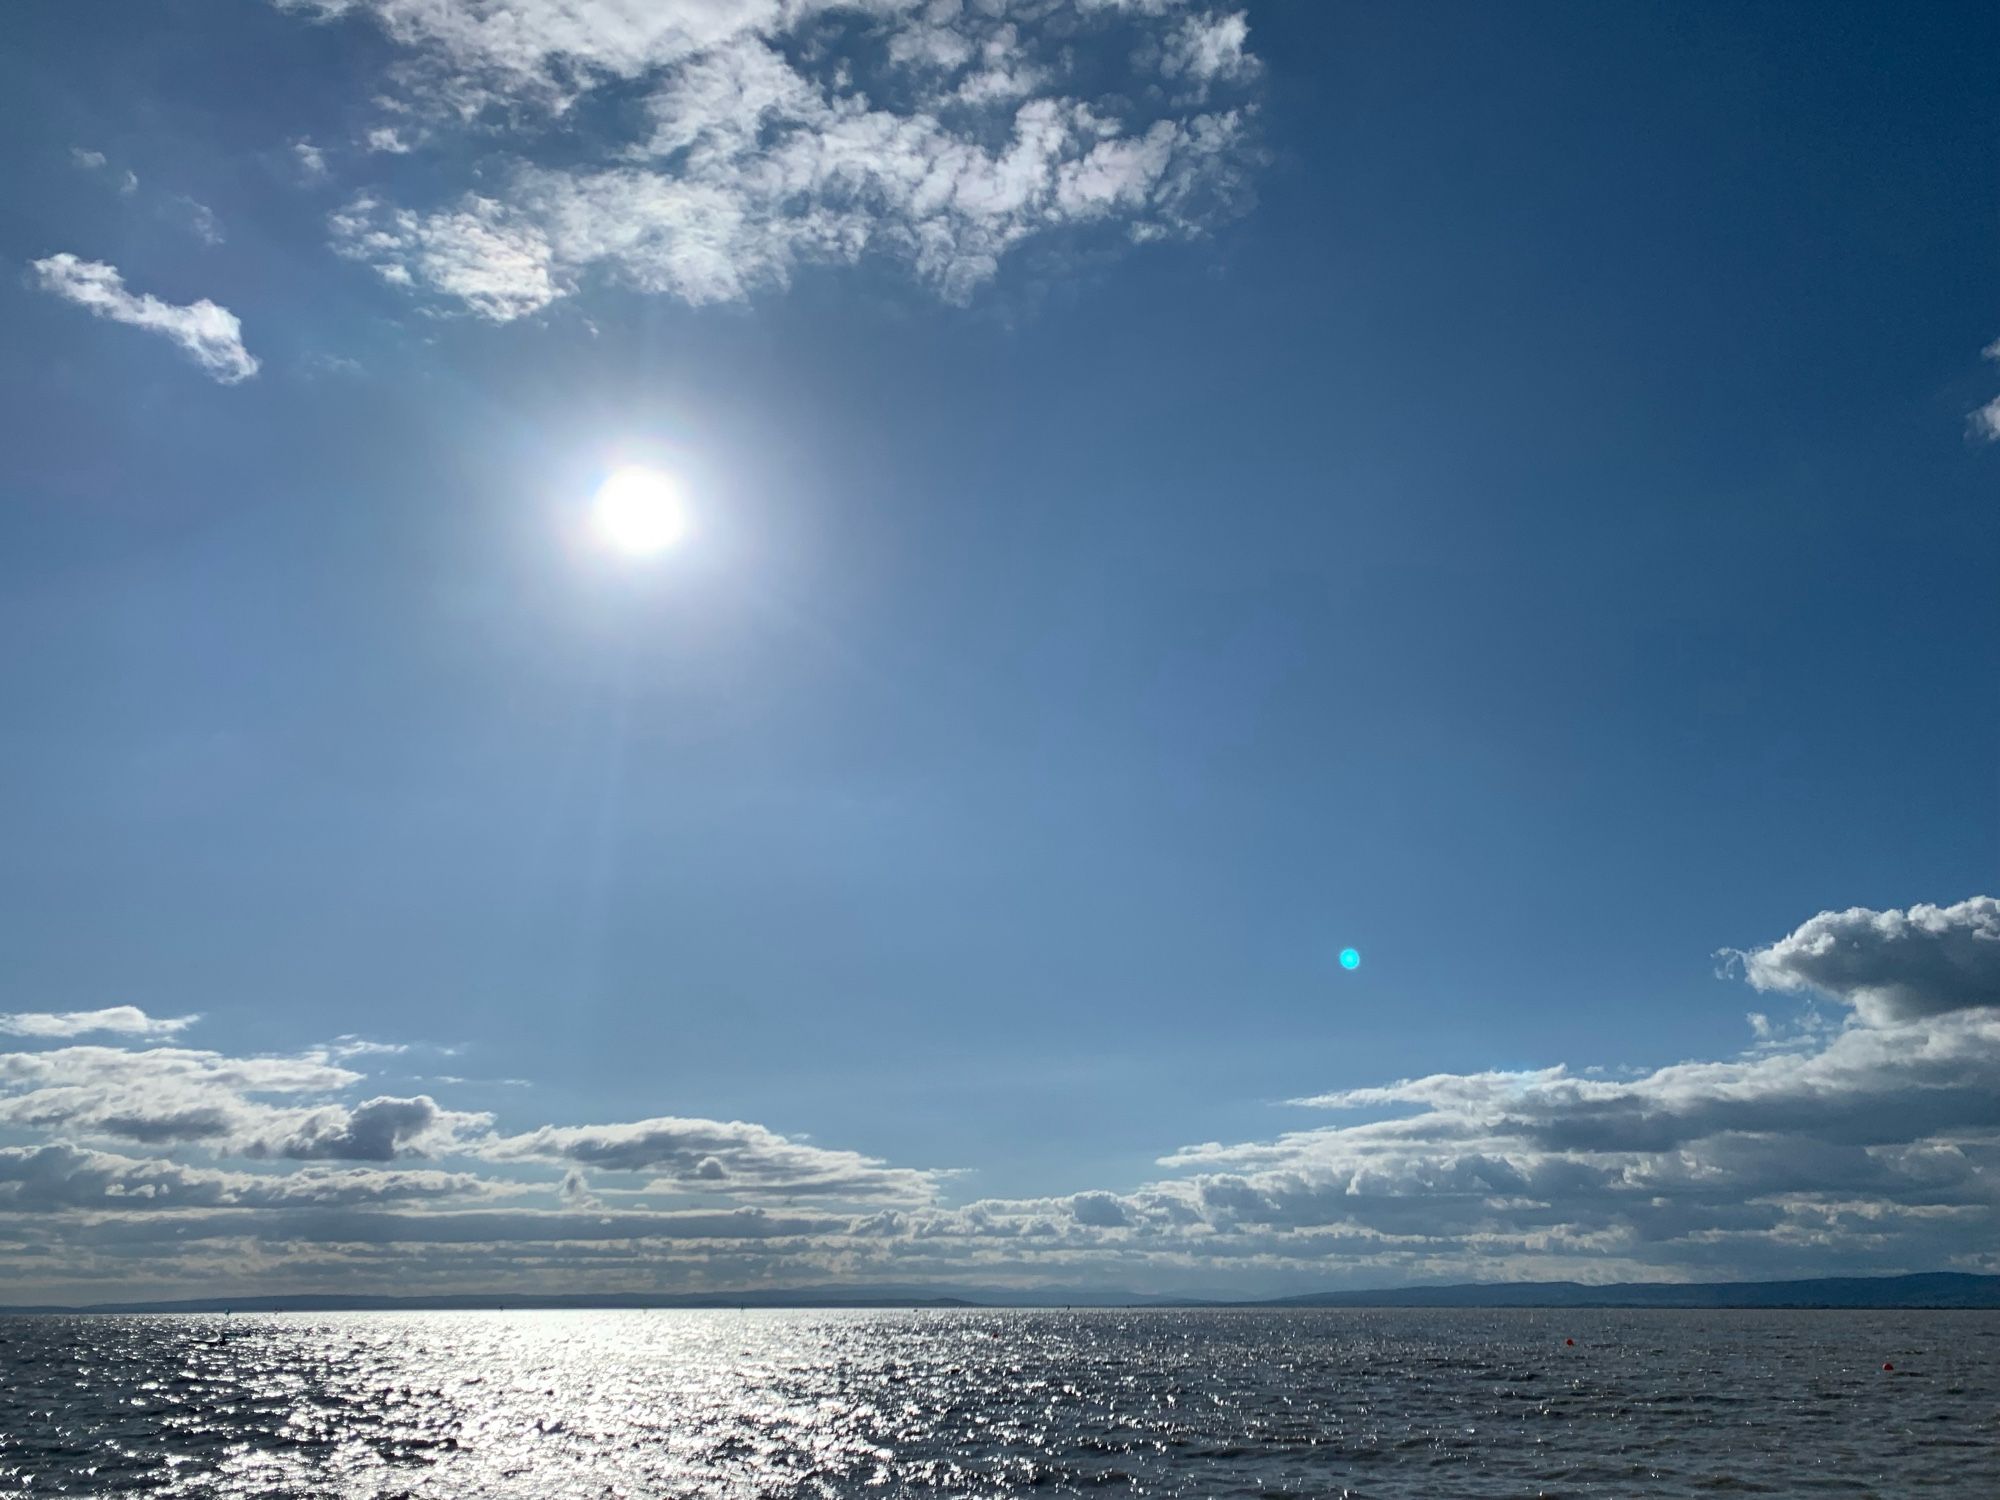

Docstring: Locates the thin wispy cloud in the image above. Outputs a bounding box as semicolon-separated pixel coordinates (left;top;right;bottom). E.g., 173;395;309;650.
30;255;259;383
176;196;226;246
0;1007;199;1040
68;146;139;194
281;0;1263;318
293;137;330;181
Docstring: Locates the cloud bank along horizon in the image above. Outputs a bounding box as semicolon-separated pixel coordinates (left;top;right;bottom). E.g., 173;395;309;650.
1;897;1995;1301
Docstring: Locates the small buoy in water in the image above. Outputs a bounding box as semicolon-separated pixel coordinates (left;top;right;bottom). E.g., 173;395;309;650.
1882;1361;1894;1372
1565;1338;1575;1346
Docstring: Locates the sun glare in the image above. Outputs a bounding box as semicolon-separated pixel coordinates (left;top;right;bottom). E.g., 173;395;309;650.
592;466;689;557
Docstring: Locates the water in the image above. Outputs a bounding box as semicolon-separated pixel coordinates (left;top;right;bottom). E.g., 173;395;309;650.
2;1308;1996;1496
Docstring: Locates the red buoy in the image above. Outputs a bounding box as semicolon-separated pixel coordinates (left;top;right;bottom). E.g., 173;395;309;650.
1565;1338;1575;1346
1882;1362;1894;1372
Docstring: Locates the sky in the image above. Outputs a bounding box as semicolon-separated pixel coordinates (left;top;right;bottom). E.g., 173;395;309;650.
0;0;1996;1304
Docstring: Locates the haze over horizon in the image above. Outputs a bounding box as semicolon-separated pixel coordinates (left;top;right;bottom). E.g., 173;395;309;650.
2;0;1997;1306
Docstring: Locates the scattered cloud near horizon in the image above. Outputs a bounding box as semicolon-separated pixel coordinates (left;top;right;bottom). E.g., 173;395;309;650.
29;255;259;383
0;896;1996;1303
279;0;1262;318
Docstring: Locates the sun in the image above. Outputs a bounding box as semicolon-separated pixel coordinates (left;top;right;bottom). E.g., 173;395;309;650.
591;466;689;557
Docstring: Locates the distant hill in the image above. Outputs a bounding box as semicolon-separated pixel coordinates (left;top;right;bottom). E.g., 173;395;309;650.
1254;1272;2000;1310
4;1272;1996;1315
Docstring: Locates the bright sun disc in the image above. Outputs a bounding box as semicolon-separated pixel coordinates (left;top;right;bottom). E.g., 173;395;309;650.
592;467;688;556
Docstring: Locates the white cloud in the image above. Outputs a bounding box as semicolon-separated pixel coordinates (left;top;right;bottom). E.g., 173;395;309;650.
484;1116;942;1205
331;195;562;318
1971;338;2000;441
1732;896;2000;1024
0;1144;497;1212
68;148;140;194
365;125;414;153
0;1042;487;1161
29;255;260;383
1157;9;1258;95
289;0;1261;318
294;137;330;180
177;196;226;246
324;1035;411;1059
0;1007;198;1040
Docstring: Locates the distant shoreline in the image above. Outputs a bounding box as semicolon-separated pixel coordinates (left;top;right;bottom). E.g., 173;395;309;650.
5;1271;1996;1315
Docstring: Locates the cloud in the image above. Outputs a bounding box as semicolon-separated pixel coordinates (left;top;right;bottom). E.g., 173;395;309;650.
1070;1191;1130;1228
484;1116;942;1205
1971;339;2000;441
68;148;140;194
0;1007;198;1040
288;0;1262;318
3;896;1997;1303
0;1043;486;1160
1157;9;1258;95
0;1144;496;1212
254;1094;490;1162
177;196;226;246
557;1166;601;1210
29;255;259;383
1732;896;2000;1024
331;195;562;318
323;1035;411;1060
294;138;330;181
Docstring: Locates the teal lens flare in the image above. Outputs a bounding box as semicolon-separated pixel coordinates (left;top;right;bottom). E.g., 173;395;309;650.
1339;948;1361;970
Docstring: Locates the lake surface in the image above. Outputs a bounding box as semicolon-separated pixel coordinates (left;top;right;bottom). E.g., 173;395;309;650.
2;1307;1996;1496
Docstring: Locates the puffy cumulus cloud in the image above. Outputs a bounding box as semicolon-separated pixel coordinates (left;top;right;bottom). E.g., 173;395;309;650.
287;0;1261;317
0;1007;198;1040
29;255;259;382
0;1044;359;1145
484;1116;942;1205
1733;896;2000;1024
248;1095;493;1162
1069;1191;1131;1227
0;1044;487;1162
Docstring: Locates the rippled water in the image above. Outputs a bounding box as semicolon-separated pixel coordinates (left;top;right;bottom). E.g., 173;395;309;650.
2;1307;1996;1496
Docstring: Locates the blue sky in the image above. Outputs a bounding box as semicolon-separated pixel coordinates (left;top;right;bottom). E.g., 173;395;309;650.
0;0;1996;1302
